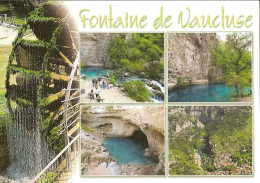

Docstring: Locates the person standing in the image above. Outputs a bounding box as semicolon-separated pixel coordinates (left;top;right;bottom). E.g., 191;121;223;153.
107;80;110;89
92;78;95;87
95;88;100;98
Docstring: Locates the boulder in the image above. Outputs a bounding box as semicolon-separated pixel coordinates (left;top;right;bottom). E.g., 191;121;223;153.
108;162;121;175
124;72;129;77
146;80;153;87
152;84;161;92
81;74;87;79
99;162;108;168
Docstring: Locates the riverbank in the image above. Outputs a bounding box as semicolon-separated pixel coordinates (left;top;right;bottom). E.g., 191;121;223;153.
80;79;136;103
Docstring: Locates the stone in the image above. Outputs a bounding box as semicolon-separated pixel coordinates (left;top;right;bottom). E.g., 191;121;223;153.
140;72;146;77
99;162;108;168
124;72;129;77
168;33;220;89
81;74;87;79
108;162;121;175
146;80;153;87
152;84;161;92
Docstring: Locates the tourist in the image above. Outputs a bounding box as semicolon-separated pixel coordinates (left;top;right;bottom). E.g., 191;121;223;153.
97;77;101;88
103;79;106;89
89;89;94;100
107;80;110;89
96;95;102;102
94;79;98;88
92;78;95;87
95;88;100;98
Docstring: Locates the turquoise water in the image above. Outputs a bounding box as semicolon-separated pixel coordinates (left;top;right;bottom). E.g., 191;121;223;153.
168;84;251;102
104;137;156;166
81;67;112;80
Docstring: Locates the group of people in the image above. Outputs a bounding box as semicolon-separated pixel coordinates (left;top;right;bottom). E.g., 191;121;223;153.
92;78;110;89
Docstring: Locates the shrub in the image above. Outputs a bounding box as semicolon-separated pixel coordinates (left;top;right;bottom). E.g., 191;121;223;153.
225;165;235;171
109;72;116;85
123;80;152;102
177;76;186;87
206;165;216;172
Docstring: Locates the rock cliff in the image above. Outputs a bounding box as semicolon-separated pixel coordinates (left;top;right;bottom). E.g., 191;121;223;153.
80;33;111;67
81;106;165;175
168;33;222;89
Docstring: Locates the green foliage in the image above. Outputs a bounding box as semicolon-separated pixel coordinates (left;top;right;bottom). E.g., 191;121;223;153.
225;165;235;171
206;165;216;172
123;80;152;102
168;106;252;175
106;34;127;68
0;4;11;12
106;33;164;80
231;145;252;166
109;72;116;85
212;33;252;97
177;76;186;87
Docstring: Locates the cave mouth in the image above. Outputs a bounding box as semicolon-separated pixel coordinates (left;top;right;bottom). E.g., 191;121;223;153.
104;130;155;166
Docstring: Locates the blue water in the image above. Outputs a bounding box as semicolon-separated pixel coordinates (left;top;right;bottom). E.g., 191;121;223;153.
168;84;251;102
104;137;156;166
81;67;164;102
81;67;112;80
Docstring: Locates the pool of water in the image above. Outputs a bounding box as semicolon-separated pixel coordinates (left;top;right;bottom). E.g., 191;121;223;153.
81;67;112;80
104;137;156;166
1;3;34;19
168;84;251;102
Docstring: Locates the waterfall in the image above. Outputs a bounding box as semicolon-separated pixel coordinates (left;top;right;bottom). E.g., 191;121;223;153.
6;105;55;179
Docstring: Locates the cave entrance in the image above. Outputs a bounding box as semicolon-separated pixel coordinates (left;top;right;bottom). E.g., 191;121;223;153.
104;130;155;166
129;130;149;149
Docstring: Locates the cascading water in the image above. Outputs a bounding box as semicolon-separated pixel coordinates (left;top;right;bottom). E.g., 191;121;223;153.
6;106;55;179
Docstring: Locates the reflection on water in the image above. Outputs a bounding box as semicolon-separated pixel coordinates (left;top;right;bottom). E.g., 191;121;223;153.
168;84;251;102
104;137;155;166
1;3;34;19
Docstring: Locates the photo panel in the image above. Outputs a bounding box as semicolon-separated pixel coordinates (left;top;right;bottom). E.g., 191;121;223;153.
168;106;252;176
80;105;165;176
79;33;165;103
168;32;252;102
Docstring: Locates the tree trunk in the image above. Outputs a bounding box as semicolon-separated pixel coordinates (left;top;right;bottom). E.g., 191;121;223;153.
235;85;239;97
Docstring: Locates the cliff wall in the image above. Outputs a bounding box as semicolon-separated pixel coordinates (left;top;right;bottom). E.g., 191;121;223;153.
80;33;110;67
168;33;222;89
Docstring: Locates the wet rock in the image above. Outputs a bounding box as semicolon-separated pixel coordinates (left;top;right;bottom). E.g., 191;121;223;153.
108;162;122;175
152;84;161;92
124;72;129;77
153;90;164;100
146;80;153;87
140;72;146;77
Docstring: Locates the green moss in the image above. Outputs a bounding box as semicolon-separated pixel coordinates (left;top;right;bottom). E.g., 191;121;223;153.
225;165;235;171
8;65;40;75
15;97;33;107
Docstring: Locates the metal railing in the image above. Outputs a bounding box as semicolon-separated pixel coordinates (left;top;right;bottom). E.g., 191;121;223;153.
31;134;79;183
32;55;80;183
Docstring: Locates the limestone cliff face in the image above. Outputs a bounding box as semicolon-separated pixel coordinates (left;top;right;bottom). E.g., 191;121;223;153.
168;33;222;89
82;106;165;174
80;33;110;67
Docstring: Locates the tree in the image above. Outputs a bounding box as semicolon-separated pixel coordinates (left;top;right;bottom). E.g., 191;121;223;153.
212;33;252;97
